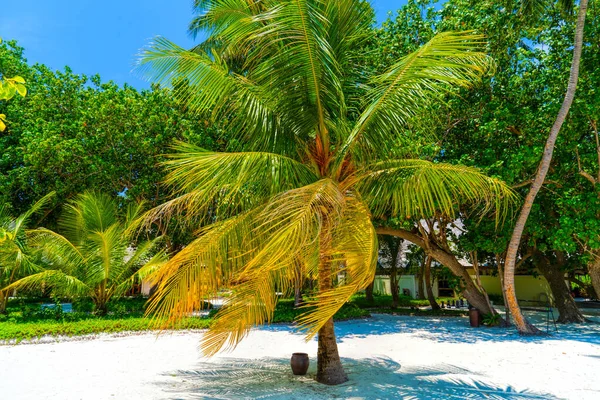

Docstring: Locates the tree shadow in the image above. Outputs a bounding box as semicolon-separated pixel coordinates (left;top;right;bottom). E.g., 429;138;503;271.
260;313;600;346
157;357;556;399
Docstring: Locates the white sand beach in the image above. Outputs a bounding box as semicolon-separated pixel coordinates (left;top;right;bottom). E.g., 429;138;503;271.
1;313;599;399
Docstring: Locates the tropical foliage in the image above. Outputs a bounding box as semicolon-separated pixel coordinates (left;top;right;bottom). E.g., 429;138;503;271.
137;0;515;383
0;38;26;131
0;193;54;313
4;192;166;314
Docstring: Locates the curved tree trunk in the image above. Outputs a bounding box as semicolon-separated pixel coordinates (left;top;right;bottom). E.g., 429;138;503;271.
316;219;347;385
537;255;585;323
375;227;500;319
424;256;440;310
0;291;7;314
588;257;600;300
503;0;588;335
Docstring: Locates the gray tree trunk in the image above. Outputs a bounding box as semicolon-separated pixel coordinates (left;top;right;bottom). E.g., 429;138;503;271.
537;255;585;323
424;256;440;310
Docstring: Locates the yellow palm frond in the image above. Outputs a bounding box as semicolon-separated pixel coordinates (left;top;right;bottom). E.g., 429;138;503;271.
147;179;347;355
356;159;517;223
296;194;377;338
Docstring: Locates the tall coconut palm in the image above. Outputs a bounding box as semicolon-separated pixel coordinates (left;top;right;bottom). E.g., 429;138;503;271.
503;0;588;335
137;0;515;384
0;193;54;313
4;192;166;314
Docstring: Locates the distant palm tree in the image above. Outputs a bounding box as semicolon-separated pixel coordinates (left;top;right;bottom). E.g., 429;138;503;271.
4;192;166;314
0;193;54;313
138;0;515;384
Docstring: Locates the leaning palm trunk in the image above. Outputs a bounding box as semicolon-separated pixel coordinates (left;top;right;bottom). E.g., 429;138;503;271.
504;0;588;335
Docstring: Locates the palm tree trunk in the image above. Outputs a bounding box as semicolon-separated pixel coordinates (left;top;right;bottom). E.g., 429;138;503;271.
316;220;348;385
424;256;440;310
503;0;588;335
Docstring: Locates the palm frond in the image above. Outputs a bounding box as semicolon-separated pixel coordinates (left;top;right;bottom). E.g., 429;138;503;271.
26;228;86;274
355;160;517;223
137;37;303;154
139;143;318;227
84;224;127;285
146;211;255;323
148;179;345;355
337;31;492;166
59;192;118;245
3;269;90;297
113;248;167;298
296;194;377;338
11;192;55;236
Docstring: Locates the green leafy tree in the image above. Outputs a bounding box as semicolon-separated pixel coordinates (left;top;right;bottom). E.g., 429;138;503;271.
0;38;26;131
375;0;598;328
137;0;514;384
0;193;53;313
4;192;166;314
0;40;222;221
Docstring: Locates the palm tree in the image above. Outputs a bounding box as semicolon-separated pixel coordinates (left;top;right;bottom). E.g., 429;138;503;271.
137;0;514;384
0;193;54;313
503;0;589;335
4;192;166;314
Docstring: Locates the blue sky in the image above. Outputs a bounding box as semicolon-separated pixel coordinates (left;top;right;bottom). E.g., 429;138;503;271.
0;0;407;89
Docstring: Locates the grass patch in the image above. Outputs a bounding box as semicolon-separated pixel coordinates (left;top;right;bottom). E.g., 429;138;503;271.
0;316;212;343
0;297;369;342
1;293;459;342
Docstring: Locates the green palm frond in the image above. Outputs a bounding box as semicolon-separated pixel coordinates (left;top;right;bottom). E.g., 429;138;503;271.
139;143;318;227
337;31;492;166
4;269;90;297
137;37;303;154
356;160;517;222
59;192;118;245
84;224;126;285
11;192;55;236
518;0;548;18
113;248;167;299
27;228;86;274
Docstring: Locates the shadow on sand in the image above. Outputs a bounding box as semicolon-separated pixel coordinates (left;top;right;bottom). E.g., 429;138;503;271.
260;312;600;346
158;357;556;400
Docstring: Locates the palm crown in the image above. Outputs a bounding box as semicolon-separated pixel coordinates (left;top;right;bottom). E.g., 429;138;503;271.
5;192;166;314
137;0;515;366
